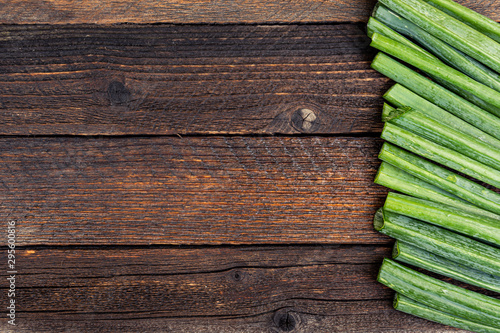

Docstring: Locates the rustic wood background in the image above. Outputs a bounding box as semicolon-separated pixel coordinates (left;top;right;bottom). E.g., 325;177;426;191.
1;0;498;331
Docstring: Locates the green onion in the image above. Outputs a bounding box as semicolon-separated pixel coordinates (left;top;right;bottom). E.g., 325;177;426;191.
370;0;500;329
378;259;500;327
370;7;500;115
377;0;500;73
384;106;500;171
384;192;500;246
374;208;500;276
379;142;500;215
374;161;500;219
423;0;500;43
437;79;500;117
371;53;500;140
367;12;500;115
366;16;434;57
394;294;500;333
394;241;500;293
383;84;500;149
370;33;500;109
382;102;396;116
372;4;500;92
381;123;500;189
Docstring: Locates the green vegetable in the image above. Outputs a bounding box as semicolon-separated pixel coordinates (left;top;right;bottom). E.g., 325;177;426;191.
370;6;500;115
394;241;500;293
377;259;500;328
372;4;500;93
368;12;500;115
383;84;500;149
434;75;500;117
384;192;500;246
394;294;500;333
377;0;500;73
374;161;500;219
381;123;500;189
366;16;434;57
383;106;500;171
423;0;500;43
378;142;500;215
374;208;500;276
370;0;500;330
371;53;500;140
370;33;500;109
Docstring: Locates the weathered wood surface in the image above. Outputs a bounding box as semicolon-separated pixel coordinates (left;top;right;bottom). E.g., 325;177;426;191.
1;0;499;24
7;312;465;333
0;246;468;332
1;0;377;24
0;136;387;246
0;24;387;135
2;0;495;331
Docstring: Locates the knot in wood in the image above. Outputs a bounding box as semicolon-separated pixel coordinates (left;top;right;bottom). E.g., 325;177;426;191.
291;108;319;133
273;310;298;332
108;81;130;105
230;269;245;282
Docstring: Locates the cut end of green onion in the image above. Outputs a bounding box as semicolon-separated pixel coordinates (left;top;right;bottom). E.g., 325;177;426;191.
367;17;376;38
369;32;381;48
393;293;400;309
383;105;412;122
373;161;389;186
376;258;388;284
392;240;401;259
371;2;382;20
382;84;399;101
377;258;394;285
374;207;386;231
382;103;397;122
378;141;393;161
370;52;387;72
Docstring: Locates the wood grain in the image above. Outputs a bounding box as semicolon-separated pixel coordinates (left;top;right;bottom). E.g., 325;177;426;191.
0;136;387;246
1;0;495;331
0;0;499;24
0;23;388;135
8;312;466;333
0;246;467;332
1;0;379;24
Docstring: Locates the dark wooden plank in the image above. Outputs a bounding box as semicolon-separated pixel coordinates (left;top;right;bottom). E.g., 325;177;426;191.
0;24;388;135
0;0;379;24
0;136;387;246
0;0;498;24
0;246;467;332
9;313;467;333
7;313;466;333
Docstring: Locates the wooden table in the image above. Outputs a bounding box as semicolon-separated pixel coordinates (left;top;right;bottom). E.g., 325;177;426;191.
1;1;498;332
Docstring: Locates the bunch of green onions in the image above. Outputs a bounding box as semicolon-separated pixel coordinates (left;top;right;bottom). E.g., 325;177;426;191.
367;0;500;331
